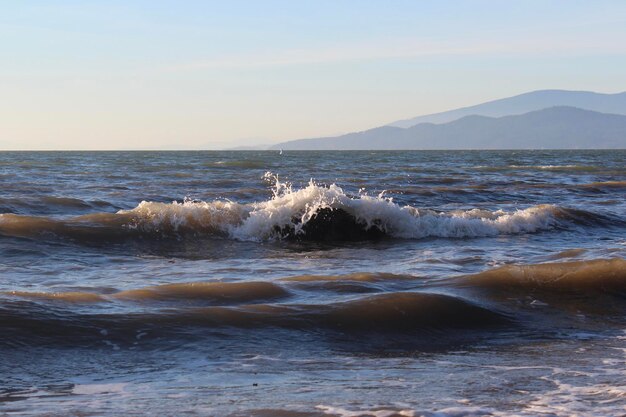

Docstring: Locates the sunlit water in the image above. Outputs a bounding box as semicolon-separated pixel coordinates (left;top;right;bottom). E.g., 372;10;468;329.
1;150;625;416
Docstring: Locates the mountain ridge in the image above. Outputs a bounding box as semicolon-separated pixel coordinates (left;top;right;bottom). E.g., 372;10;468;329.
387;90;626;128
270;106;626;150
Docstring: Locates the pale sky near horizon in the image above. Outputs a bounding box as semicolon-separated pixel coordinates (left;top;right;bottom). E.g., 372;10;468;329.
1;1;626;150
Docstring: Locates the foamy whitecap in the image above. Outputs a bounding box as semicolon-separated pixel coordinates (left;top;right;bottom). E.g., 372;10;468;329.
119;199;246;235
114;175;566;241
0;174;590;242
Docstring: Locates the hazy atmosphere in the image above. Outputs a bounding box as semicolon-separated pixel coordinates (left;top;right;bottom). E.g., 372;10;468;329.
2;0;626;149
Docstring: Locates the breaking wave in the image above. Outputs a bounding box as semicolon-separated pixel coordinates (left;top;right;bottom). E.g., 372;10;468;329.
0;174;614;242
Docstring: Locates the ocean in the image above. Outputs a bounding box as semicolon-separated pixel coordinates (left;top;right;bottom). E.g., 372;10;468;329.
0;150;625;416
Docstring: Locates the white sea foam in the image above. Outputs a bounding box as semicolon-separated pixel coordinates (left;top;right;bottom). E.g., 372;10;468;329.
508;164;583;170
317;405;500;417
472;164;602;172
115;174;566;241
316;405;416;417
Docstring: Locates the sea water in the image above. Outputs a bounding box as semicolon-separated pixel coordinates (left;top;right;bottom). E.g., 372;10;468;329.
0;150;625;416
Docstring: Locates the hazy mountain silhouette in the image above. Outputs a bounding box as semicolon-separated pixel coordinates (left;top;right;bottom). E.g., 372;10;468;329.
388;90;626;128
271;107;626;150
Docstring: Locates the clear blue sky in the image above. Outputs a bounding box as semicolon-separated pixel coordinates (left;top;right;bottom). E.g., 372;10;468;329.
1;0;625;149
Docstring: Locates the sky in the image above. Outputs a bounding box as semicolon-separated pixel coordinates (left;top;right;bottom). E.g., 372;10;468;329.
1;0;625;150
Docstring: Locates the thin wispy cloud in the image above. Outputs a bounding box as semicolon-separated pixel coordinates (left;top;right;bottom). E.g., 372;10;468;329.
162;34;626;72
163;40;477;71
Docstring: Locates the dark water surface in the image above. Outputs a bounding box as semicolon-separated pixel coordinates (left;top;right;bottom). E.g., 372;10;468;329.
1;150;625;416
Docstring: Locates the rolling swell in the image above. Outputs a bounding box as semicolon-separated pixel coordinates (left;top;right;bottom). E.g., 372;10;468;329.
0;180;616;242
458;258;626;292
0;196;118;215
5;281;290;305
1;258;624;347
0;292;508;347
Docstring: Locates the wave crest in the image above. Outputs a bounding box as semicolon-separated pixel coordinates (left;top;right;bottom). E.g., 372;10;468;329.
117;176;578;240
0;176;604;242
460;258;626;291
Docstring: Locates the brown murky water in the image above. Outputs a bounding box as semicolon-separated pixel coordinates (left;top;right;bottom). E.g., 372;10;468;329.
1;150;625;416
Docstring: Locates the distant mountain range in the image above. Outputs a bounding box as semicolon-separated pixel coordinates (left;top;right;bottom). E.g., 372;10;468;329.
387;89;626;128
271;106;626;150
269;90;626;150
